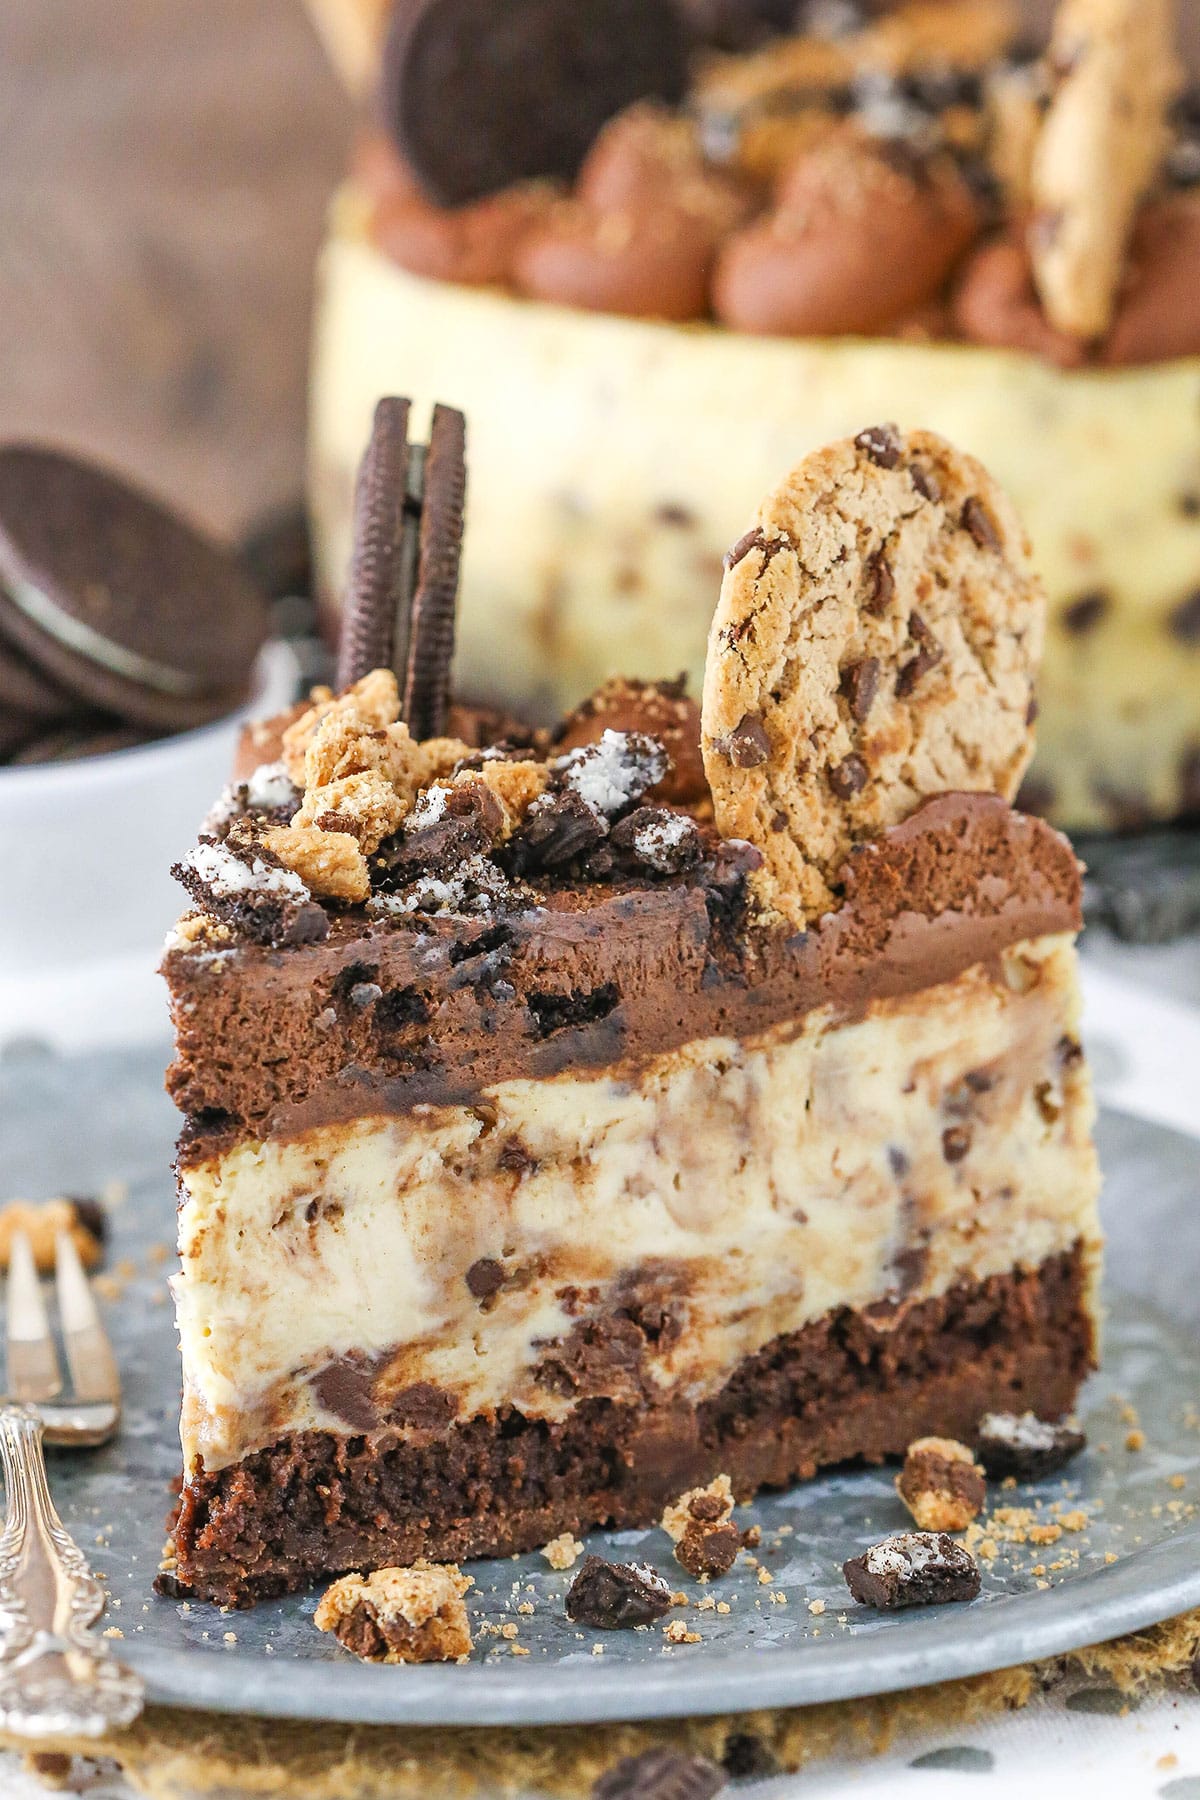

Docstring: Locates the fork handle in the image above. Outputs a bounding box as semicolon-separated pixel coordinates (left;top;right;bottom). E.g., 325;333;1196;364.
0;1404;143;1737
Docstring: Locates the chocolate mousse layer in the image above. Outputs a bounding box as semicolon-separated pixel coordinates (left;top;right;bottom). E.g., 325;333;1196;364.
165;792;1080;1159
169;1246;1092;1607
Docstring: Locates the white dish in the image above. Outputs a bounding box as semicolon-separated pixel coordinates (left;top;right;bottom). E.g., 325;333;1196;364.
0;641;298;986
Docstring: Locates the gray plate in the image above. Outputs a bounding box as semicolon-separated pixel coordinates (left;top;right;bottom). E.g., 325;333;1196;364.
0;1037;1198;1728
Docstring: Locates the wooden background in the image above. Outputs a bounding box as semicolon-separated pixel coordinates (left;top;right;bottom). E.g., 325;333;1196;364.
0;2;1195;553
0;1;351;546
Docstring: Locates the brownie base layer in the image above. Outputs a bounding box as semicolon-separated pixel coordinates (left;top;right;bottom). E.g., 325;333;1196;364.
168;1248;1094;1607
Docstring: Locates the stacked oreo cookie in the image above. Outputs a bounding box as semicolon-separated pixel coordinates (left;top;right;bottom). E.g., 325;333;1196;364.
0;446;269;767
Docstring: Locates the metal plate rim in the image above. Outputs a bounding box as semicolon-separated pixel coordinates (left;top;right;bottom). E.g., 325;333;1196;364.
121;1526;1200;1725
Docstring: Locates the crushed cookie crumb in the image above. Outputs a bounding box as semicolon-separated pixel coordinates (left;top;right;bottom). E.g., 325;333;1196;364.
540;1533;584;1571
314;1562;472;1665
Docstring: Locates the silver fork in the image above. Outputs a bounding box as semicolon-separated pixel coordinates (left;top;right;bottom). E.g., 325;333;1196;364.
0;1227;144;1736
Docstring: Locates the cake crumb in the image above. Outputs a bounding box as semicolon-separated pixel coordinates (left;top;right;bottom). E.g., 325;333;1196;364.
1126;1430;1146;1452
540;1533;584;1571
517;1602;534;1615
663;1619;701;1644
314;1562;473;1664
1169;1474;1187;1489
510;1643;530;1656
500;1622;519;1640
808;1598;826;1615
757;1567;773;1586
102;1628;123;1640
716;1601;730;1615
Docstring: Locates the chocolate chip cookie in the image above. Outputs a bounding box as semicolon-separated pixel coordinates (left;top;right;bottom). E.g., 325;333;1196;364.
701;423;1044;924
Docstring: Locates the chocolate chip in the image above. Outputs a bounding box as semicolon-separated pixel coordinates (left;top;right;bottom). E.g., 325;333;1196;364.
864;550;895;615
840;656;880;722
465;1257;505;1300
1170;590;1200;643
723;527;789;572
1179;492;1200;519
1029;207;1063;250
961;496;1001;553
593;1747;727;1800
895;610;943;697
565;1556;673;1629
843;1532;980;1609
1061;590;1110;635
855;423;903;469
716;711;769;768
975;1412;1086;1481
656;502;696;528
771;809;788;832
676;1522;741;1579
887;1145;910;1178
942;1124;972;1163
1026;694;1039;726
908;462;941;502
724;527;762;569
964;1068;994;1092
829;754;868;798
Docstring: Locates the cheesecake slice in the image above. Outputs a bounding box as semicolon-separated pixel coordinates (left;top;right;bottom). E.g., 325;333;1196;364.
162;423;1100;1608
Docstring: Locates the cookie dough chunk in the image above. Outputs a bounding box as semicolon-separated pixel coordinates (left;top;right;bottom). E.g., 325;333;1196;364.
314;1561;472;1663
701;425;1044;923
1029;0;1179;340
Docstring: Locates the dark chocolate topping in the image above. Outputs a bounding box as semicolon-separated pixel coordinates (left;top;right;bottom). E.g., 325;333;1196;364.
165;791;1081;1158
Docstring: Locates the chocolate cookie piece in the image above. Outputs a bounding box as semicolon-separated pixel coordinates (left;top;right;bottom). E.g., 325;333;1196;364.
0;446;269;731
593;1747;727;1799
975;1411;1086;1481
337;397;413;693
702;425;1044;923
402;403;465;739
336;399;467;740
381;0;690;207
843;1532;981;1609
564;1555;673;1628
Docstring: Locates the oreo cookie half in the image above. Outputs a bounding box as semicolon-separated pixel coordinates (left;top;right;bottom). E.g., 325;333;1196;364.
337;398;467;740
0;632;76;725
0;446;270;732
381;0;690;206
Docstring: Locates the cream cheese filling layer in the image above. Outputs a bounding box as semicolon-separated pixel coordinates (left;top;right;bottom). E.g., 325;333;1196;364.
174;934;1100;1472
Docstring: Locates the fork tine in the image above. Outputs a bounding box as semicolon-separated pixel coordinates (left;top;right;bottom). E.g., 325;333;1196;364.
6;1229;62;1403
54;1232;121;1407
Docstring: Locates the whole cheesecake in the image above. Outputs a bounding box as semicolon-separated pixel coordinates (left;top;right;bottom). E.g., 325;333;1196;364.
307;0;1200;832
